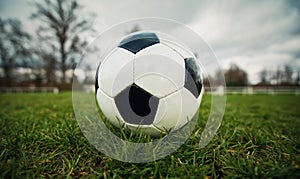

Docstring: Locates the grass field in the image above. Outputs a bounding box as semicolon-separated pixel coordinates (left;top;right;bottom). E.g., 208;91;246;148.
0;93;299;178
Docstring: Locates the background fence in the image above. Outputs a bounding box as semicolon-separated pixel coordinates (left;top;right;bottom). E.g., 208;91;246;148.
0;87;59;94
206;86;300;95
0;86;299;95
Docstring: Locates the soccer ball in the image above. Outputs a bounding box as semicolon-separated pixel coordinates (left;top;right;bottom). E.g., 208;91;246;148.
95;32;204;136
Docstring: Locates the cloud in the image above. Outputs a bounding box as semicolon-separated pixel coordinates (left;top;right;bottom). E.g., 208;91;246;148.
267;37;300;55
189;1;299;47
187;0;300;83
83;0;201;26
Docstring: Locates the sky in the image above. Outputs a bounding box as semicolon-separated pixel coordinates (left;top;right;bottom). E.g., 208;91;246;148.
1;0;300;84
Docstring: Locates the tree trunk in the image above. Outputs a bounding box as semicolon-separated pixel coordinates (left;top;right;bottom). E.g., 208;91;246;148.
3;66;13;87
2;58;14;87
60;37;66;85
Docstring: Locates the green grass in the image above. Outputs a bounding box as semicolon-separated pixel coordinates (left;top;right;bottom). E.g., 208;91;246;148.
0;93;299;178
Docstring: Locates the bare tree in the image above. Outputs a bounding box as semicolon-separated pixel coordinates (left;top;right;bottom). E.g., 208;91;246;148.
83;64;94;84
31;38;57;86
224;63;248;86
214;69;225;86
296;70;300;85
0;18;31;86
275;67;283;85
31;0;95;86
260;69;268;84
259;65;297;85
283;64;293;84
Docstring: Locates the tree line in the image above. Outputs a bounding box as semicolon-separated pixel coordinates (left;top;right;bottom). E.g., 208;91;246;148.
204;63;299;87
259;65;300;86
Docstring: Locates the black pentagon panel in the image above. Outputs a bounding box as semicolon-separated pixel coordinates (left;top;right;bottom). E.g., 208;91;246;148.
184;58;202;98
95;63;101;92
114;83;159;125
118;32;160;54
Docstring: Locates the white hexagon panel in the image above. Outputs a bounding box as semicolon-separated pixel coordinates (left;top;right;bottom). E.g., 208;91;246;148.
134;44;185;98
98;47;134;97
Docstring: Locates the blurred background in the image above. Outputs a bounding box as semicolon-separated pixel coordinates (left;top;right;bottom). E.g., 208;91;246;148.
0;0;299;93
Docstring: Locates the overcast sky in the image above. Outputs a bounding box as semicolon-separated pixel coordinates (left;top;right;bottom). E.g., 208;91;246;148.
1;0;300;84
